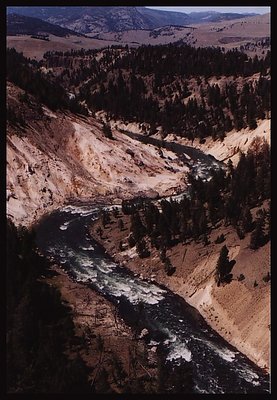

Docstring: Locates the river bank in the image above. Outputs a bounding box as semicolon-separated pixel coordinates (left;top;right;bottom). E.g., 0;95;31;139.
89;209;270;372
42;264;160;393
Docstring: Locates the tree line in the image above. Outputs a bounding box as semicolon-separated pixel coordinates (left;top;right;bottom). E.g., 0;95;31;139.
44;44;270;78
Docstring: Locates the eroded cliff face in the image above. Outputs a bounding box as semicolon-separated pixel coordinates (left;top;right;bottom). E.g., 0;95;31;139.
7;82;190;227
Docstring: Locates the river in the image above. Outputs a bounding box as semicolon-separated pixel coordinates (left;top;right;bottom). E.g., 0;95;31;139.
35;202;270;394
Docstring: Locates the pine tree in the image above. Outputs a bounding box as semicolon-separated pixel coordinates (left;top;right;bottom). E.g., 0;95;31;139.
215;245;230;286
100;210;111;228
163;257;176;276
250;216;265;250
136;239;150;258
241;207;254;233
246;98;257;130
157;214;171;247
102;123;113;139
130;212;146;243
119;240;124;251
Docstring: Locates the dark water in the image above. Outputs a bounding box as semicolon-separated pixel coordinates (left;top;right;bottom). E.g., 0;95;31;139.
35;203;270;394
123;130;224;181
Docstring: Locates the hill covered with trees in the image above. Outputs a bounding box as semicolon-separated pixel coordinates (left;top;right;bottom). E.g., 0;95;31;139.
41;44;271;141
7;43;270;142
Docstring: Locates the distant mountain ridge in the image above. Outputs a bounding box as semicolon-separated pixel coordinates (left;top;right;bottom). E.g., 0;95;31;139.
7;6;258;36
7;13;83;37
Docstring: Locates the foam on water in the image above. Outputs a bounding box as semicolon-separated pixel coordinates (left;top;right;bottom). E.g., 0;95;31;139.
59;219;75;230
96;259;117;273
194;384;210;394
215;348;237;363
204;340;237;363
59;246;116;274
80;245;95;251
37;204;269;394
60;204;99;216
76;257;94;268
149;340;160;346
167;341;192;362
237;365;261;386
47;241;166;305
111;281;132;294
60;223;68;231
104;276;166;305
74;268;98;282
102;204;122;212
112;286;165;305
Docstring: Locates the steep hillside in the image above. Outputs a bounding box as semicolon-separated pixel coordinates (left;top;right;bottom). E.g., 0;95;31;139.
7;77;270;229
7;82;189;226
86;128;270;371
6;44;271;227
6;41;270;381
